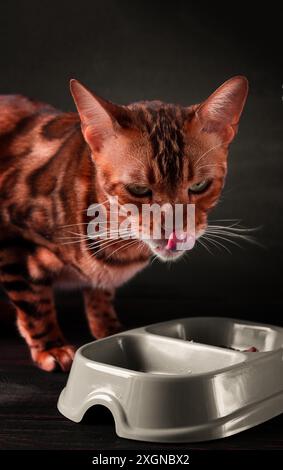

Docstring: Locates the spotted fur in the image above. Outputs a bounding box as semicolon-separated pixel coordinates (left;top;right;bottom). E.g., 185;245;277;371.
129;102;188;188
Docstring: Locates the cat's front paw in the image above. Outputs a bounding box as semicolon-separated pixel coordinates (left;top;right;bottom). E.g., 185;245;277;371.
32;345;75;372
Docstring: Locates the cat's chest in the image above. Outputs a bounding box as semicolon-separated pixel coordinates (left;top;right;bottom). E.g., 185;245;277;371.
55;258;148;290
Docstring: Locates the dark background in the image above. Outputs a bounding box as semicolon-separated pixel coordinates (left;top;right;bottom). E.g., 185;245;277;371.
0;0;282;451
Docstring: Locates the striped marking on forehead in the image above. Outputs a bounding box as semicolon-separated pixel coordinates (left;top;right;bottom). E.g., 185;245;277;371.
131;102;187;188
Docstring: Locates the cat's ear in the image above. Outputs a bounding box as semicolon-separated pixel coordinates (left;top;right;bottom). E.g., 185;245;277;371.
70;79;132;150
195;76;249;142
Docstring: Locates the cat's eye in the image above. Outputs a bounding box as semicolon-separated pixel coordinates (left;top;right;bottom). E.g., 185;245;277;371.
126;184;152;198
189;179;211;194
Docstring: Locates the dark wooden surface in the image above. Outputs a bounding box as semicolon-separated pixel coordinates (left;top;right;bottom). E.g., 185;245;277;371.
1;296;283;450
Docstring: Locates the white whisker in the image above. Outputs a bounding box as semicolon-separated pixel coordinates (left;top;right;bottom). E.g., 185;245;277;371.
202;234;232;254
105;239;139;259
205;232;243;249
59;228;135;245
88;233;136;249
197;237;214;256
208;224;261;233
87;239;124;257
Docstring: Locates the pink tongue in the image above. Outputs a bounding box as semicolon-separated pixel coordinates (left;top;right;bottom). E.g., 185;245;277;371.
166;231;179;250
166;231;195;251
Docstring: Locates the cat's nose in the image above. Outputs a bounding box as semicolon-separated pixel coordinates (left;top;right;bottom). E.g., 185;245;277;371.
165;231;195;251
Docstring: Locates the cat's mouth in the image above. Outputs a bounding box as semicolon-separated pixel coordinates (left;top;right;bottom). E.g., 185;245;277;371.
153;245;185;261
145;231;196;261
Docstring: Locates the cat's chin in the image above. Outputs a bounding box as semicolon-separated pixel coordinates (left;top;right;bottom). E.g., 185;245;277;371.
151;247;185;262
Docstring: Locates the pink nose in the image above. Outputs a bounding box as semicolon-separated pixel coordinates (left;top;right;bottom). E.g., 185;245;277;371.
165;231;195;251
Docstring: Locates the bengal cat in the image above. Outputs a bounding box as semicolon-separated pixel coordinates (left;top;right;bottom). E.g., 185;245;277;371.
0;76;248;371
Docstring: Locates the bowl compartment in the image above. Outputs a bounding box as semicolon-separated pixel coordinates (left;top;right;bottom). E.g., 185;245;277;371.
81;333;244;375
147;317;283;352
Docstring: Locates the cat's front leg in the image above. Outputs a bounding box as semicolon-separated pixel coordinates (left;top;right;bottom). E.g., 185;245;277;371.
9;282;74;372
83;287;122;338
0;241;75;372
15;283;75;372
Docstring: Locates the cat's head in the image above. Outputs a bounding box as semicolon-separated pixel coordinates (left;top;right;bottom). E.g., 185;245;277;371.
71;76;248;261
